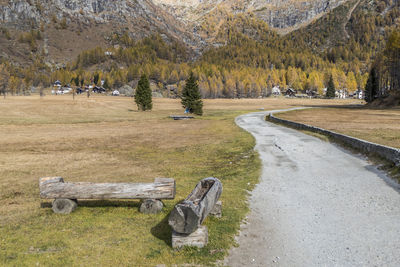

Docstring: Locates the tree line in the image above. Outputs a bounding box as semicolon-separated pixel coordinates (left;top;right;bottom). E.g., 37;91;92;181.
0;0;398;100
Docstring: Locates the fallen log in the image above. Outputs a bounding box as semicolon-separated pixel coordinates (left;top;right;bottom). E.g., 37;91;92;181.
168;177;222;234
39;177;175;200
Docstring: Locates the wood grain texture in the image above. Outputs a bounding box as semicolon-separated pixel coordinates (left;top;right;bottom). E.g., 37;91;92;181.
39;177;175;200
168;177;222;234
172;225;208;249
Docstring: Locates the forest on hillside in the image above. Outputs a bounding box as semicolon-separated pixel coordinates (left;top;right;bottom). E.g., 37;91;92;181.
0;0;399;99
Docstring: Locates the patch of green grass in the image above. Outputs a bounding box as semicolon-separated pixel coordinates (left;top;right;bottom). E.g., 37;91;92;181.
0;105;260;266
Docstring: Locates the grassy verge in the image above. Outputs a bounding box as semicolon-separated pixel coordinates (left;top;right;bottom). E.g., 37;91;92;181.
274;107;400;149
268;109;400;183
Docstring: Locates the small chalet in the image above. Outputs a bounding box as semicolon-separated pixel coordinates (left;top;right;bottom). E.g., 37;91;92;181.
53;80;62;88
93;86;106;93
76;87;85;94
354;90;364;99
285;88;297;97
272;86;281;96
306;90;317;97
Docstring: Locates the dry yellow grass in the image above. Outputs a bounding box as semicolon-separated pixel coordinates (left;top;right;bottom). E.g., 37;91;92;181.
276;107;400;149
0;95;356;265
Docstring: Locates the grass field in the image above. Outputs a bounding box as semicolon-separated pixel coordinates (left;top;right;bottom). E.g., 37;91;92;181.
0;95;356;266
275;107;400;149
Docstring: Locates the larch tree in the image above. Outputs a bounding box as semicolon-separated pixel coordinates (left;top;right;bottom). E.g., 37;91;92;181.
384;30;400;92
181;72;203;115
135;74;152;111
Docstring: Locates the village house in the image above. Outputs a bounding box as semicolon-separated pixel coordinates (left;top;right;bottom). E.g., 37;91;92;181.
354;89;364;99
284;88;296;97
272;86;281;96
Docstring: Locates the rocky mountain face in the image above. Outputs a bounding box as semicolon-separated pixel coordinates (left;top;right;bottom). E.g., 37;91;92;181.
0;0;352;64
0;0;192;41
1;0;350;38
153;0;349;31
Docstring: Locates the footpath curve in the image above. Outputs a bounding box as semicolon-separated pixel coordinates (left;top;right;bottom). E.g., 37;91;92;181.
225;109;400;267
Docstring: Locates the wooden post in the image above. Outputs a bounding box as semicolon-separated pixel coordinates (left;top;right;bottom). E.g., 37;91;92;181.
172;225;208;249
168;177;222;234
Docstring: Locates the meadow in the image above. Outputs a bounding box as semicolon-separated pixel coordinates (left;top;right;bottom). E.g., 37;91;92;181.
275;107;400;149
0;95;361;266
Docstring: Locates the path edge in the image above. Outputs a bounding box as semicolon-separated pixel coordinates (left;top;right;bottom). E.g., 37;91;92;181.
268;111;400;167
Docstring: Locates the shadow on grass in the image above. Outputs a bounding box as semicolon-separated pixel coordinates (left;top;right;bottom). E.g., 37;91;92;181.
40;200;141;209
151;212;172;247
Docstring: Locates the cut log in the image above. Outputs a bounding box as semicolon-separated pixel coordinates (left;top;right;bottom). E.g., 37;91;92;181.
210;200;222;218
172;225;208;249
39;177;175;200
140;199;164;214
52;199;77;214
168;177;222;234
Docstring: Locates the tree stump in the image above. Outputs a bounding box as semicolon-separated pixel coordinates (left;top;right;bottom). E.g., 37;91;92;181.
140;199;163;214
168;177;222;234
52;199;77;214
172;225;208;249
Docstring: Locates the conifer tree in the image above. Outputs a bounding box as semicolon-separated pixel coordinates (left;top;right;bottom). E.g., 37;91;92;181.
364;66;378;103
135;74;152;111
326;75;336;98
181;72;203;115
0;64;10;99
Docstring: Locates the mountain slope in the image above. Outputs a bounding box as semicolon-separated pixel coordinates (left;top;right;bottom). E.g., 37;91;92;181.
0;0;195;65
153;0;350;33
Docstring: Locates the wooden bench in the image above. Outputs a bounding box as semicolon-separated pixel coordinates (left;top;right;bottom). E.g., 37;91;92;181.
39;177;176;214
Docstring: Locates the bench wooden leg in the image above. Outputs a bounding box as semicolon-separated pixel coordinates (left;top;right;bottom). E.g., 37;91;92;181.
52;199;77;214
140;199;163;214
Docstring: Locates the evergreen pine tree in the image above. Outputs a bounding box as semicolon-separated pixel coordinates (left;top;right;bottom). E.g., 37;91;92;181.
326;75;336;98
364;66;378;103
181;72;203;115
135;74;152;111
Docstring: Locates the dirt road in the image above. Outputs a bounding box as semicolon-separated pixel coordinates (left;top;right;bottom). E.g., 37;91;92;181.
225;111;400;266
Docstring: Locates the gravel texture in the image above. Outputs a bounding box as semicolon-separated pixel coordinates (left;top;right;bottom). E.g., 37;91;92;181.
225;110;400;267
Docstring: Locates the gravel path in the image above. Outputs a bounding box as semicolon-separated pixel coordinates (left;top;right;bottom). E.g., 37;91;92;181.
224;110;400;267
